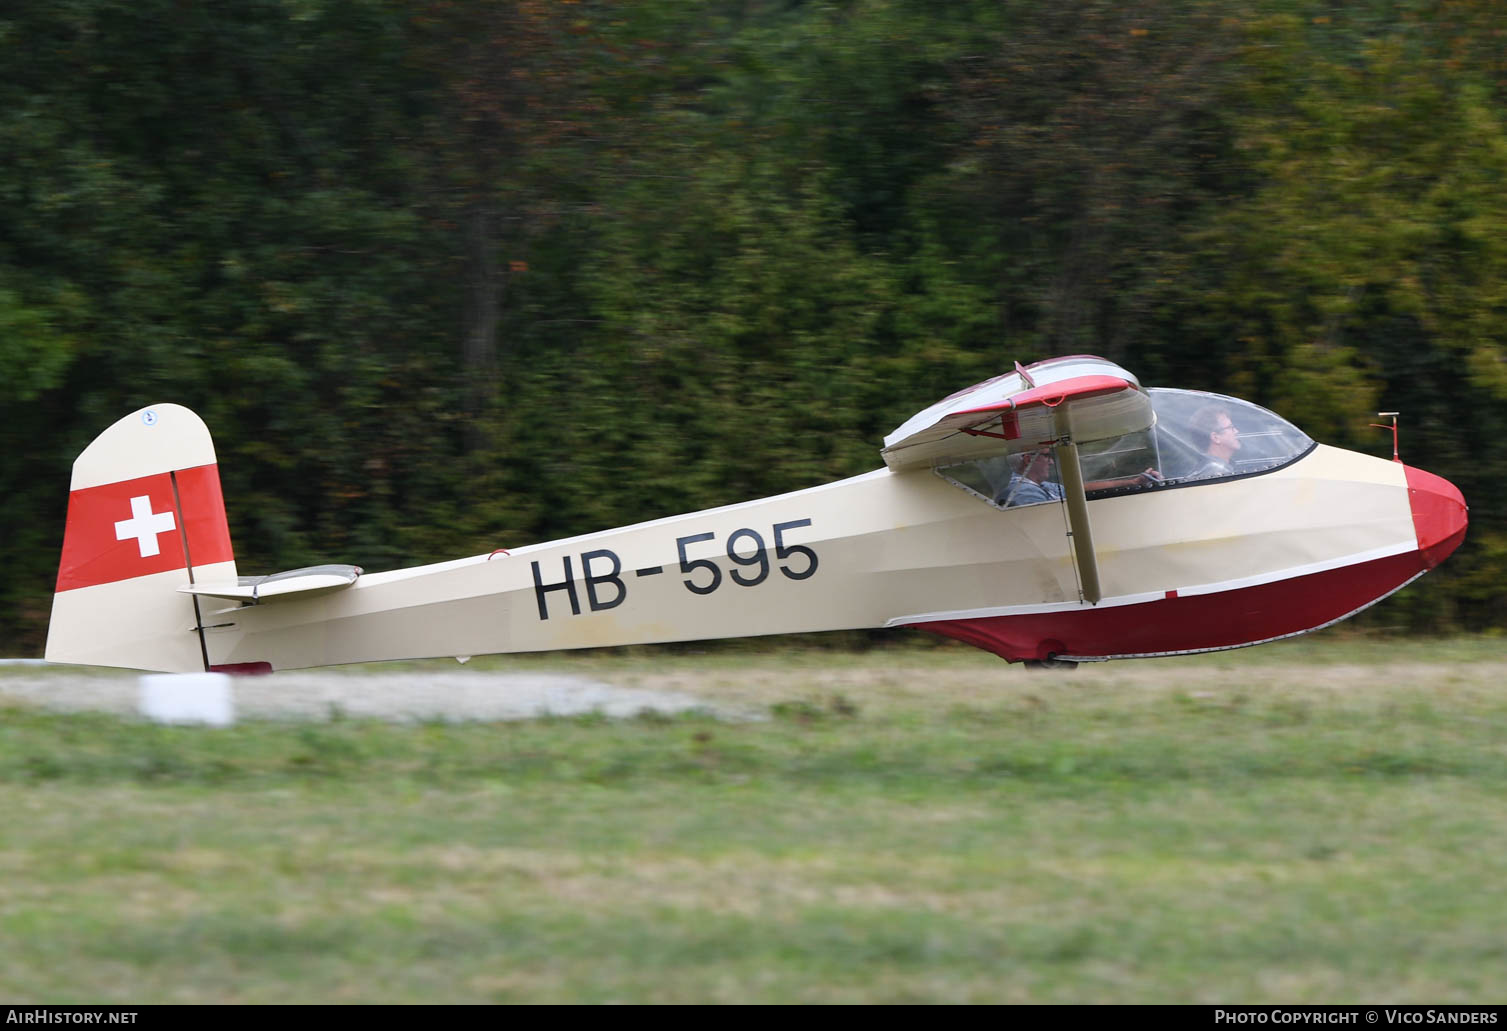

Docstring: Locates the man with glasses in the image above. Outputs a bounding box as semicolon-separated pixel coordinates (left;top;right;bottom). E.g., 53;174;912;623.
1190;404;1242;478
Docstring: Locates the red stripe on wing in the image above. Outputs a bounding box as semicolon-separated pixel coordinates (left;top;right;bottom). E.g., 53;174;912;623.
955;375;1133;417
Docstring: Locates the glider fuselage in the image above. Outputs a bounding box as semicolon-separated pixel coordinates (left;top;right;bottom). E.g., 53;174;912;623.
196;441;1451;669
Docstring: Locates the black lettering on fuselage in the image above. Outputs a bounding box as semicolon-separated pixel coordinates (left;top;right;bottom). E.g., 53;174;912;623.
532;556;580;621
530;520;817;622
582;549;626;611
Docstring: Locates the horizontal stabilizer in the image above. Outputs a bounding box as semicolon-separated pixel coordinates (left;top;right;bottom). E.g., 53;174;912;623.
180;564;362;603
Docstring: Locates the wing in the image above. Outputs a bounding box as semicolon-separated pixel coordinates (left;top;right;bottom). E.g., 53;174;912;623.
880;356;1153;472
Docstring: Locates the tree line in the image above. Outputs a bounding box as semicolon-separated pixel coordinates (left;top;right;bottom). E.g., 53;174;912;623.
3;0;1504;652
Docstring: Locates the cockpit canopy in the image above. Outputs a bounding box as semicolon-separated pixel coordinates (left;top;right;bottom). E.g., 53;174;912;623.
1138;388;1314;485
936;388;1315;509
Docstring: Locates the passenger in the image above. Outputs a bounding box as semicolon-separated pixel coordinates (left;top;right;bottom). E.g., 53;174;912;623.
998;448;1163;506
1189;404;1241;478
999;450;1064;507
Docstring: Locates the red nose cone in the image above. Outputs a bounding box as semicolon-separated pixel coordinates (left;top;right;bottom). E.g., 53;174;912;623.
1404;465;1468;569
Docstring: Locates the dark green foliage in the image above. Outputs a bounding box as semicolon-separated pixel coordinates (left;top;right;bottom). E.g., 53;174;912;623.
2;0;1503;651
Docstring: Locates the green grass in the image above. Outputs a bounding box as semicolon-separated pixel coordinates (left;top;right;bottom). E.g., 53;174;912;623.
2;636;1505;1002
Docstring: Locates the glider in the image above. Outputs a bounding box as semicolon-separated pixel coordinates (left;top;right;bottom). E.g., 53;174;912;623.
46;356;1467;672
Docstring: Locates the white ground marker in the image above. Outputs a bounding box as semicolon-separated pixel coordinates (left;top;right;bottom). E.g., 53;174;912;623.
138;672;235;726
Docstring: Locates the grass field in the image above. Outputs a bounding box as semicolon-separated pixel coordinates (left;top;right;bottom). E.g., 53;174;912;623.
2;635;1505;1003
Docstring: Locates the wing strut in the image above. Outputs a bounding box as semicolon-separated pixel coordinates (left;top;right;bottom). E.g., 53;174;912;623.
1053;411;1102;605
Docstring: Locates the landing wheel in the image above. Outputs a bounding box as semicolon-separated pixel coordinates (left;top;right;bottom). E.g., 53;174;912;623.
1022;656;1078;672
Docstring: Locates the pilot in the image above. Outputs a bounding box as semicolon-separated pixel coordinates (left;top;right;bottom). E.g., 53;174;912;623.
1190;404;1242;478
999;450;1064;507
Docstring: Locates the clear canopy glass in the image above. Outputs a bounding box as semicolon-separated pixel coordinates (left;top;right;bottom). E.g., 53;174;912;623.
936;388;1314;508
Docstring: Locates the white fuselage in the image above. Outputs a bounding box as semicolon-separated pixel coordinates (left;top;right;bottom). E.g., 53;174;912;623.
200;443;1414;671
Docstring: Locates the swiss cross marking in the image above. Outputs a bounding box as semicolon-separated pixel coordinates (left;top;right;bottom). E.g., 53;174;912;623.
115;495;176;558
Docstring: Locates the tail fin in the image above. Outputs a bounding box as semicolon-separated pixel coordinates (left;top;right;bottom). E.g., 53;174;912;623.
46;405;237;672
